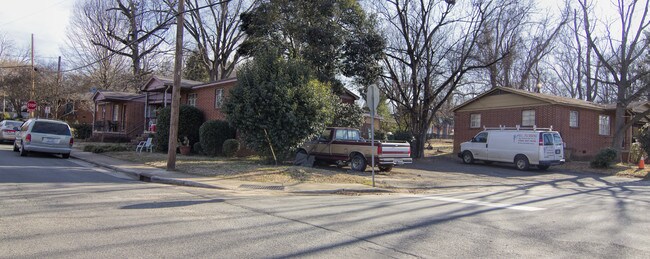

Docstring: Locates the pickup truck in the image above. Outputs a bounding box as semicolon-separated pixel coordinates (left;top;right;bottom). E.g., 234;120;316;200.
295;127;412;172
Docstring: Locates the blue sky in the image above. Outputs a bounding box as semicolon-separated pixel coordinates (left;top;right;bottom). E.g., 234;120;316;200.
0;0;73;59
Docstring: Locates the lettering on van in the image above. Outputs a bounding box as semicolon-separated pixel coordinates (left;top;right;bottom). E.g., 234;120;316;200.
512;133;537;144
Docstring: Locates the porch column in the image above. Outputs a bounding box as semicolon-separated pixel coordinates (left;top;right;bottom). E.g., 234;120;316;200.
144;92;149;131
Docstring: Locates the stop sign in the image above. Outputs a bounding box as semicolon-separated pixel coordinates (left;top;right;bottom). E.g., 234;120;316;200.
27;100;37;112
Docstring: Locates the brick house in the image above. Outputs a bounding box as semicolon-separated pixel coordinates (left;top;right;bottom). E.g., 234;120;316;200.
452;87;649;161
92;75;371;142
91;91;146;141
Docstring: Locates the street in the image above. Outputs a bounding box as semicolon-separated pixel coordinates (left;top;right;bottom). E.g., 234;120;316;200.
1;144;649;258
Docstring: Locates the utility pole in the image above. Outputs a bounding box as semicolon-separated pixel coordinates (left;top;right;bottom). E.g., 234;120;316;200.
167;0;185;170
55;56;61;119
30;34;35;118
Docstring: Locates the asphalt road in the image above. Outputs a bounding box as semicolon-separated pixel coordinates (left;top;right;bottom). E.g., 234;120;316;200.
1;144;649;258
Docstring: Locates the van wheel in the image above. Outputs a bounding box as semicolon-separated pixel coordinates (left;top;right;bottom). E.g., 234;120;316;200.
350;154;367;172
515;155;529;170
462;151;474;164
537;165;550;170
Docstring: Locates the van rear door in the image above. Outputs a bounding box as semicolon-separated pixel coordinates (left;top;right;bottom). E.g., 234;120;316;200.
540;132;564;161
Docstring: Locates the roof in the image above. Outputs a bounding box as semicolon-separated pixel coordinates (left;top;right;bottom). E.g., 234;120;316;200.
92;91;143;102
140;75;205;92
452;87;605;112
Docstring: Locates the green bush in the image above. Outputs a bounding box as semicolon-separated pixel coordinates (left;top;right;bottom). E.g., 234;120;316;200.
393;131;414;142
83;144;129;153
200;120;236;156
70;123;92;139
193;142;203;155
156;105;205;152
590;148;618;168
222;139;240;157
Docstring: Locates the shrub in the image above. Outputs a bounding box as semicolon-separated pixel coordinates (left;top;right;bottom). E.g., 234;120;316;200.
200;120;236;156
393;131;414;142
223;139;240;157
70;123;92;139
193;142;203;155
329;102;363;128
373;130;387;141
82;144;129;153
156;105;205;152
590;148;618;168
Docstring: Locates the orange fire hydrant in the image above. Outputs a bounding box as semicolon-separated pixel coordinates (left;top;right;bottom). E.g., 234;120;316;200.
639;156;645;169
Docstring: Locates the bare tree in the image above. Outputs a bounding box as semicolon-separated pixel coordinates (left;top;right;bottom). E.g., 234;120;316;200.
64;0;132;91
579;0;650;153
185;0;253;81
73;0;176;89
374;0;496;158
473;0;568;91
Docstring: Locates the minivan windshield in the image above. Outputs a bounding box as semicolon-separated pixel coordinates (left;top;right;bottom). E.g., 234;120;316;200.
31;122;71;136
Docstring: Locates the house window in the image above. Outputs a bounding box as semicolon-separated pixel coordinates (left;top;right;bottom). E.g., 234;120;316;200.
215;88;224;108
569;111;578;128
599;115;610;135
112;104;119;121
188;93;197;107
522;110;535;126
470;114;481;128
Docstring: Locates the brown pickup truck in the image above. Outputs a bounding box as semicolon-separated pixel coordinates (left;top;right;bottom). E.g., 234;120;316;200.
295;127;412;172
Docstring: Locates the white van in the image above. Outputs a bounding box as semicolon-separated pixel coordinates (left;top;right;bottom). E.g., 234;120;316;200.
458;126;565;170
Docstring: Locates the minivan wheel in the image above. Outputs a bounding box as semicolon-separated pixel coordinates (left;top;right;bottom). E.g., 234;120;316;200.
350;154;367;172
19;143;28;157
462;151;474;164
515;155;529;170
537;165;550;170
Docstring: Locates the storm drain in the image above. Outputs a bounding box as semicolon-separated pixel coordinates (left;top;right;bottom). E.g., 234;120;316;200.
238;184;285;191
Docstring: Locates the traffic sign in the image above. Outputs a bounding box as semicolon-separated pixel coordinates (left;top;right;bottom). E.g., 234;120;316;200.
366;84;380;114
27;100;37;112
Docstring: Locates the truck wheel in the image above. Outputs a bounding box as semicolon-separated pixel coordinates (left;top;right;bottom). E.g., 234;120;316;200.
537;165;550;170
294;149;308;165
379;165;393;172
515;155;529;170
462;151;474;164
350;154;367;172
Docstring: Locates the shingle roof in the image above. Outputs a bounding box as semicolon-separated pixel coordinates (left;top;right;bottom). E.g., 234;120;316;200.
452;87;605;112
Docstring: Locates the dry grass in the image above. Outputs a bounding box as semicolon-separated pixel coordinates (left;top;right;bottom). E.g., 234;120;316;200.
102;150;377;185
96;138;648;187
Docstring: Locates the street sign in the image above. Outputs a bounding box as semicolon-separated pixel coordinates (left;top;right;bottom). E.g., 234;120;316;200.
27;100;37;112
366;84;380;114
44;106;50;114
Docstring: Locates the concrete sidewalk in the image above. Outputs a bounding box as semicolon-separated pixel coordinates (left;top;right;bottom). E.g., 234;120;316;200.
70;149;388;194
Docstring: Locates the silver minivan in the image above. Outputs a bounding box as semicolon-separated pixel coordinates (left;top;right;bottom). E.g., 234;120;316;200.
13;119;74;158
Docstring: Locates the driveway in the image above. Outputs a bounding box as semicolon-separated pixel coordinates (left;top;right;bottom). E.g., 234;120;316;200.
365;156;649;193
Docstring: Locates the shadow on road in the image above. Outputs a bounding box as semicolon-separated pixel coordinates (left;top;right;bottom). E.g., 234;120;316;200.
120;199;225;209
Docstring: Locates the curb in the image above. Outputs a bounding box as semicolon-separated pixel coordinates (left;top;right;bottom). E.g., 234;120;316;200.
70;152;389;194
71;153;224;190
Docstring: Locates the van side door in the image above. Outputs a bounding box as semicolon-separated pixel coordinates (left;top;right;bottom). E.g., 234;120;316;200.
468;132;489;160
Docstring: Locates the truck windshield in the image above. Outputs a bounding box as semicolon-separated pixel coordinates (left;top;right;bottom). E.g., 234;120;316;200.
335;129;360;141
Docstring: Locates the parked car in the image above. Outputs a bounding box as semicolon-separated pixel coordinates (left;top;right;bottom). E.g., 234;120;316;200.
458;126;565;170
13;119;74;158
0;120;23;143
296;127;412;172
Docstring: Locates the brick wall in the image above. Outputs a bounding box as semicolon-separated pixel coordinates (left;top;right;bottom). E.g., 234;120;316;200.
182;80;237;121
453;105;617;160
